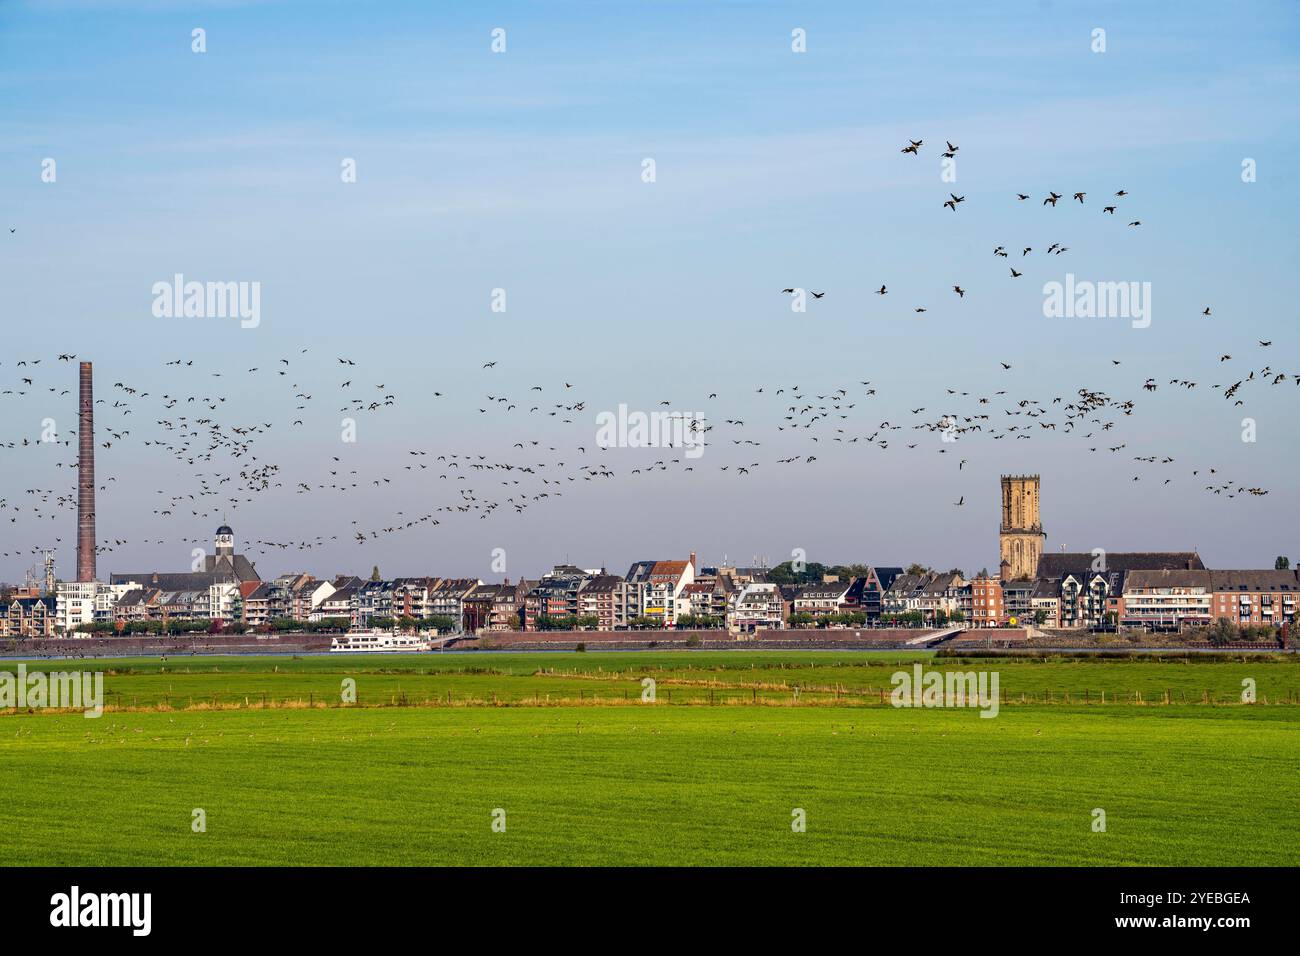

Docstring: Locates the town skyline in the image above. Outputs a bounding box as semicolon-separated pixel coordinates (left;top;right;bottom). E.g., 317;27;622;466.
3;1;1297;582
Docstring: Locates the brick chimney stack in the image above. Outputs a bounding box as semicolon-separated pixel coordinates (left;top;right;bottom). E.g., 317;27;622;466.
76;361;97;583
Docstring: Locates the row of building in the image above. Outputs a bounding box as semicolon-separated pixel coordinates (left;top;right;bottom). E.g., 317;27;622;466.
2;524;1296;638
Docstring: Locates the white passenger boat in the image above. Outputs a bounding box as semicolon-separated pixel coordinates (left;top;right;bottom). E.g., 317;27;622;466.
330;631;432;653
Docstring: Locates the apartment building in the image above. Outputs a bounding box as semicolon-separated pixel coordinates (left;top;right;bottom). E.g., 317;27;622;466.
792;579;852;620
1209;570;1299;627
916;571;966;624
729;582;785;632
969;575;1004;628
641;555;696;627
0;595;56;638
577;574;628;631
1119;569;1214;631
428;579;481;630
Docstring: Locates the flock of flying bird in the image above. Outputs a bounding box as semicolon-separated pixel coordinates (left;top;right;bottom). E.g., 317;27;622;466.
0;137;1290;574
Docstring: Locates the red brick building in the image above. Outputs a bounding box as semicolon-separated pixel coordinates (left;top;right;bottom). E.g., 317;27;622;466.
969;575;1004;628
1210;570;1299;628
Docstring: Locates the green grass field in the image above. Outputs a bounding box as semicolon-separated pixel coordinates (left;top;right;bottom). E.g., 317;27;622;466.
12;649;1300;708
2;651;1297;865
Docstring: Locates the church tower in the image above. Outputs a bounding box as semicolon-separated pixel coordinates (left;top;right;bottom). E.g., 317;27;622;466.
999;475;1045;580
214;523;235;560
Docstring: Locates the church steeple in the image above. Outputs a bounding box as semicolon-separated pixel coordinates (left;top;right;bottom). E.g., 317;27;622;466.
999;475;1045;580
214;520;235;560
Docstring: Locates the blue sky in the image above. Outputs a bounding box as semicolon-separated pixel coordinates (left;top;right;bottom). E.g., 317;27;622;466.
1;0;1298;583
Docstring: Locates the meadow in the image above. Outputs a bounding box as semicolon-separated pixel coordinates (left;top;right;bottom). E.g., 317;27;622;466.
9;649;1300;709
2;651;1297;866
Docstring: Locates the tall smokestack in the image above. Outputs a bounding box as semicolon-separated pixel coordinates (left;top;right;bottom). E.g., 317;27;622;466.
77;361;96;583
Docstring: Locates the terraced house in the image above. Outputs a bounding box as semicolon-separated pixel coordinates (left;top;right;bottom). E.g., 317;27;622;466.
523;567;586;629
729;582;785;632
428;578;481;631
638;555;696;628
680;577;731;623
576;574;628;630
882;572;927;617
860;566;903;621
916;571;966;625
312;576;360;621
792;579;852;620
1030;579;1061;627
391;577;440;620
291;578;335;621
463;580;527;632
350;579;396;629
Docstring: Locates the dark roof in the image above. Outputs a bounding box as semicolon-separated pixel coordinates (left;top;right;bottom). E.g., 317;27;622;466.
1209;570;1299;592
1124;569;1213;590
111;570;241;590
1030;579;1059;599
207;553;259;581
624;560;657;583
886;573;925;594
1037;551;1204;578
8;596;55;611
580;575;623;593
216;524;234;536
115;589;150;607
869;567;905;588
919;572;964;594
428;579;479;598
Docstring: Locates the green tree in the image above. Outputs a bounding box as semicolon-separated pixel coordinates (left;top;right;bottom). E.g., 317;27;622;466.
676;614;722;630
418;615;457;633
768;561;828;585
830;564;871;580
536;615;580;631
1275;556;1290;570
1209;618;1236;646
